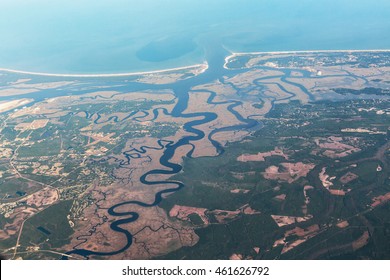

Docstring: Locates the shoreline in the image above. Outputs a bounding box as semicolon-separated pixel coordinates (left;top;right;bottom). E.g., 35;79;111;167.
1;49;390;77
224;49;390;69
0;62;208;78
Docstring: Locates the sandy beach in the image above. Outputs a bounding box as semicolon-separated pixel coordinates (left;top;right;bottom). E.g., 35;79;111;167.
0;62;208;78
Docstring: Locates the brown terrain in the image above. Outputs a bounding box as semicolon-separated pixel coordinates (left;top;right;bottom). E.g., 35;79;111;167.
263;162;315;183
237;147;288;162
1;51;390;260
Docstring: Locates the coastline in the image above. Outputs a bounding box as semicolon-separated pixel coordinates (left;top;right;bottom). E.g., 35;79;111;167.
1;49;389;77
223;49;390;69
0;62;209;78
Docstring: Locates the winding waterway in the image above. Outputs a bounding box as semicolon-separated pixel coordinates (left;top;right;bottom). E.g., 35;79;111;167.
57;42;383;259
1;39;382;259
56;40;259;258
1;41;378;259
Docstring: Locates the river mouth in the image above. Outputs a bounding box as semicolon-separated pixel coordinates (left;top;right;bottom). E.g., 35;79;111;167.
1;1;390;74
58;49;388;259
1;49;389;260
1;0;390;262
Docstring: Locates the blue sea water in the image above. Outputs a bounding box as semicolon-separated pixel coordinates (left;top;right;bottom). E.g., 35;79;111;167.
0;0;389;74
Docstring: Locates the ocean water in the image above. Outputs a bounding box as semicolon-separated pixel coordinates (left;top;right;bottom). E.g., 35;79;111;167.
0;0;390;74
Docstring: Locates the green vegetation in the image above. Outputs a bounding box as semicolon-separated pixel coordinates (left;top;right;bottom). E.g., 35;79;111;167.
19;200;74;249
0;177;41;199
159;98;390;259
188;213;204;226
159;215;280;260
1;52;390;260
18;138;61;157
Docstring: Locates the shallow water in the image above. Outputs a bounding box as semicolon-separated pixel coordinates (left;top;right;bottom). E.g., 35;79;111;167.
1;0;389;73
